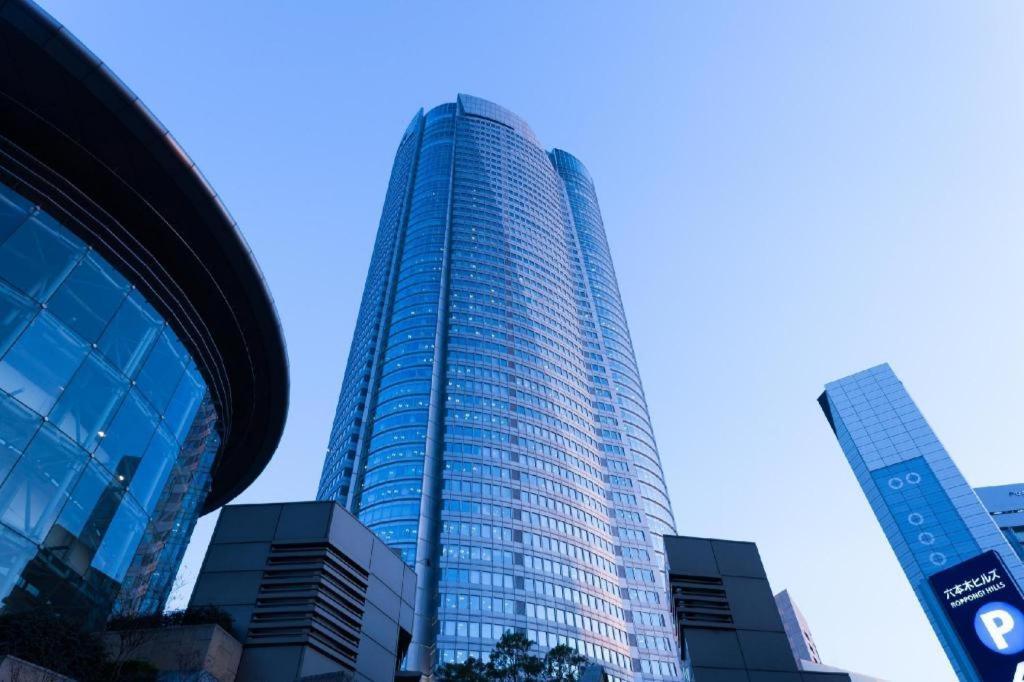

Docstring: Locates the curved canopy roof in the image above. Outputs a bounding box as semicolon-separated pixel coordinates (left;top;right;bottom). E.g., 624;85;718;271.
0;0;289;512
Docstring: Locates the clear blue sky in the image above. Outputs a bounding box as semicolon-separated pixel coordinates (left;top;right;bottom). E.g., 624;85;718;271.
36;2;1024;679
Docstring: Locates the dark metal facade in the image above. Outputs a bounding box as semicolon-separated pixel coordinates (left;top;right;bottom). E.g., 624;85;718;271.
665;535;851;682
190;502;415;682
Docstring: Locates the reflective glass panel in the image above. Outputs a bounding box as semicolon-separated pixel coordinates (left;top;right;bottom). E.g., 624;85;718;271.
0;424;86;543
0;214;84;300
0;525;34;608
129;425;176;514
43;460;122;571
49;351;129;451
163;365;204;442
0;391;41;485
47;253;129;342
0;185;30;244
0;313;89;414
0;282;34;358
93;389;158;479
97;291;162;377
0;179;219;625
135;330;186;414
91;496;146;582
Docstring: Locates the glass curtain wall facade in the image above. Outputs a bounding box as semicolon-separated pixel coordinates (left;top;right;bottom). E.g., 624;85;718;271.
0;0;288;630
975;484;1024;562
318;95;678;680
0;183;215;626
819;364;1024;682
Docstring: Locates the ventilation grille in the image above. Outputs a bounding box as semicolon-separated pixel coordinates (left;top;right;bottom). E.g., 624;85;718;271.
247;542;370;672
670;574;733;628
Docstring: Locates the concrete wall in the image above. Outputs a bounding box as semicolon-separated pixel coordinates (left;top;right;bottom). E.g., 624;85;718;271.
0;656;74;682
103;624;241;682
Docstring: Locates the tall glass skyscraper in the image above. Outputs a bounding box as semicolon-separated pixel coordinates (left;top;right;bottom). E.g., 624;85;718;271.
318;95;679;680
820;364;1024;682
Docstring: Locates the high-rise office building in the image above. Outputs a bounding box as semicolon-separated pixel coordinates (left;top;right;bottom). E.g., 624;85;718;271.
664;535;851;682
820;364;1024;682
0;0;288;628
976;484;1024;562
775;589;887;682
318;95;678;680
775;589;822;665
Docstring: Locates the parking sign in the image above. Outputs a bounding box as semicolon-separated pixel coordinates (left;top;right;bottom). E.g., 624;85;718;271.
929;551;1024;681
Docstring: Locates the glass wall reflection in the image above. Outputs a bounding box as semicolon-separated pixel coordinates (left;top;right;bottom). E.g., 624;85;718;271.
0;181;218;626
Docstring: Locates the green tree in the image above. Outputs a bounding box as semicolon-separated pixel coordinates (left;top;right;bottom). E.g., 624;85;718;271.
435;632;592;682
0;610;109;680
436;656;488;681
542;644;588;682
486;631;543;681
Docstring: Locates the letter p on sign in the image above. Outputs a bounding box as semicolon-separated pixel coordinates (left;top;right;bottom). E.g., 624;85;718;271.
975;602;1024;654
982;610;1016;650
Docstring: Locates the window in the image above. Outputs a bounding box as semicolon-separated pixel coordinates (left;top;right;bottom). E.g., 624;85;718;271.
0;525;34;604
0;184;31;242
0;282;34;358
0;424;87;542
44;460;116;562
135;329;187;414
0;214;83;300
97;291;162;377
163;365;205;441
49;352;128;451
47;254;128;342
0;391;40;484
94;389;159;477
0;313;89;414
129;425;177;514
91;495;146;581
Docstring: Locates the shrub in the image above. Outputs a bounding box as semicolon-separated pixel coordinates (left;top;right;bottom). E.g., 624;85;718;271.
0;610;108;680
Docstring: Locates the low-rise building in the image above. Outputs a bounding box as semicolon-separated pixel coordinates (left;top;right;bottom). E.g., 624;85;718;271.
664;535;851;682
190;502;414;682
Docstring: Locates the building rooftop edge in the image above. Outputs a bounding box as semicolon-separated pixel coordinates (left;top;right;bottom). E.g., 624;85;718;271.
664;534;759;547
822;362;894;391
1;0;290;512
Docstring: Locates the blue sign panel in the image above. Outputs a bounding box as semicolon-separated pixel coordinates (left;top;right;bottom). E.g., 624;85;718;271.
929;551;1024;681
871;457;979;572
